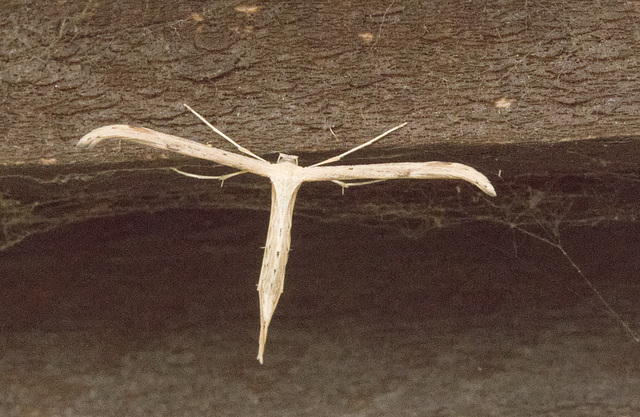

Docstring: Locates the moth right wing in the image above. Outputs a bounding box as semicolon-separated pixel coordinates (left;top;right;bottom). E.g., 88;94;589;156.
300;161;496;197
77;125;272;177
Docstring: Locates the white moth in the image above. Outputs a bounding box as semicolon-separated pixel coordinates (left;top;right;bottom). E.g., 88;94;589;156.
77;105;496;363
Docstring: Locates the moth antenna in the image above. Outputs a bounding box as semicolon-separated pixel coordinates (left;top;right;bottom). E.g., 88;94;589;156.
311;122;408;167
184;104;267;162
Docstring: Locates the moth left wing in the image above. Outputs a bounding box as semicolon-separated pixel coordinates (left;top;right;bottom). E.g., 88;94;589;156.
300;161;496;196
77;125;272;177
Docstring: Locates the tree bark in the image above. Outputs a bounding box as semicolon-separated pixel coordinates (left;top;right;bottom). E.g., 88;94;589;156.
0;0;639;247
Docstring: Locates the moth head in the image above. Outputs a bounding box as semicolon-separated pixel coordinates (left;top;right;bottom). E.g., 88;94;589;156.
277;153;299;165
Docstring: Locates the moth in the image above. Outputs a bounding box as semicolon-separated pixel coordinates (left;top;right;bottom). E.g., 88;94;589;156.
77;105;496;363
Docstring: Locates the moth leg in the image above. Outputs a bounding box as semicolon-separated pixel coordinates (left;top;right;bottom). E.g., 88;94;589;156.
170;167;247;187
311;122;407;167
331;179;387;195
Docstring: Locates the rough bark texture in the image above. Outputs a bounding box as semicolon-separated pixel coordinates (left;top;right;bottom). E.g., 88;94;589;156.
2;0;640;158
1;0;640;248
1;0;640;246
1;1;640;415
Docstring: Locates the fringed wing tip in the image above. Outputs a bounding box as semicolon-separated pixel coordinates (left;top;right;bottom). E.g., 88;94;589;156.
77;125;132;149
481;181;497;197
77;133;97;149
453;163;496;197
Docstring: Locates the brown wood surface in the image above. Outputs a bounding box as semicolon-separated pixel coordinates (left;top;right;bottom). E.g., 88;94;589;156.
2;1;640;163
0;0;639;248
